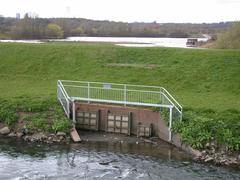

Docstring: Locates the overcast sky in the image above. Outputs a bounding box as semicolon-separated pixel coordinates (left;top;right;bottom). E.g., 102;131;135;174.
0;0;240;23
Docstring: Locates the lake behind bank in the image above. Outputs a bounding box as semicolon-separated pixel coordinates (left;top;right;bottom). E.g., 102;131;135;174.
0;36;208;48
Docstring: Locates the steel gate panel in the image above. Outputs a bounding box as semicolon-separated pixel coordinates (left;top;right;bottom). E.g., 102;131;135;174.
107;113;131;135
76;110;99;131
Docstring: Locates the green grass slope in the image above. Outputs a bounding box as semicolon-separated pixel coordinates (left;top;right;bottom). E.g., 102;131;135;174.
0;42;240;150
0;42;239;110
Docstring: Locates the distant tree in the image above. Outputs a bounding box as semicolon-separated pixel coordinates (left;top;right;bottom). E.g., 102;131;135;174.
71;27;85;36
168;31;189;38
216;22;240;49
56;18;71;38
91;28;98;35
0;15;233;39
10;13;47;39
46;23;64;38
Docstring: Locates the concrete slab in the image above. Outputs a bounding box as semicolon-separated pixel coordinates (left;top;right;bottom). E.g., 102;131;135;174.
70;127;81;142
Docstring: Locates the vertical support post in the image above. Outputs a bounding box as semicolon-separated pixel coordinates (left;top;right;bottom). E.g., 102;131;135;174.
72;100;76;124
160;88;164;104
87;82;90;103
67;99;70;118
180;109;183;122
128;112;132;136
124;84;127;106
168;106;173;141
160;92;162;104
57;85;59;101
57;81;59;101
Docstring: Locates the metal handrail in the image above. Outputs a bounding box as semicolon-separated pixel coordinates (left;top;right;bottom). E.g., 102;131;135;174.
161;92;181;114
57;88;69;117
57;81;70;118
59;80;182;113
60;79;163;89
63;84;162;94
58;80;70;100
161;87;182;111
71;96;173;108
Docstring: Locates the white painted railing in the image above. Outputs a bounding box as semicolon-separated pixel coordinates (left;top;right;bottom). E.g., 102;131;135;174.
57;80;183;141
57;81;70;118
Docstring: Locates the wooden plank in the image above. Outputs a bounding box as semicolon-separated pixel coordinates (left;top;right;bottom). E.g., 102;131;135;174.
70;127;81;142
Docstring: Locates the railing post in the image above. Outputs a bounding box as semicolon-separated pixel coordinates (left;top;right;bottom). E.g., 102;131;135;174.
160;89;163;104
168;106;173;141
124;84;127;106
87;82;90;103
72;100;76;124
57;81;59;101
180;109;183;122
67;100;70;118
57;84;59;101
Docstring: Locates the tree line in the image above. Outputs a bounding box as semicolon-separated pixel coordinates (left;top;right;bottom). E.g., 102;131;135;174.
0;13;232;39
215;22;240;49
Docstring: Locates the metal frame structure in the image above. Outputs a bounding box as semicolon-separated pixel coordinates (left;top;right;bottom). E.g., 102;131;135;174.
57;80;182;141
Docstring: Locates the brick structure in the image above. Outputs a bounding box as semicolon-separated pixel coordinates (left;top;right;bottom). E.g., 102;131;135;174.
74;102;170;142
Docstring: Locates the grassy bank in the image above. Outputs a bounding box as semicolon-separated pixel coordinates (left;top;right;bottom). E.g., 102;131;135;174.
0;97;70;133
0;42;239;149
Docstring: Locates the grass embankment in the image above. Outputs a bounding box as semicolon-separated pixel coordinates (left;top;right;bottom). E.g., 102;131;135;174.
0;42;239;149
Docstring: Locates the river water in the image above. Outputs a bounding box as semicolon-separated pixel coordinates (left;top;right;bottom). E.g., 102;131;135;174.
0;135;239;180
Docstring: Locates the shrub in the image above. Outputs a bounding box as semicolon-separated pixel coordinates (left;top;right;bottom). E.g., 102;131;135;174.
0;99;18;126
52;118;70;133
173;108;240;151
216;22;240;49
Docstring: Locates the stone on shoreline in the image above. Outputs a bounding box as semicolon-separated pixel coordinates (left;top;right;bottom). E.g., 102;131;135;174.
21;132;68;144
23;132;47;142
0;126;10;135
8;132;16;137
56;132;66;137
204;157;214;162
237;155;240;161
196;149;240;167
16;132;23;138
189;148;202;157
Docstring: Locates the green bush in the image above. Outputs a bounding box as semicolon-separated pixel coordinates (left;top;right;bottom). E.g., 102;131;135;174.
0;98;70;133
216;22;240;49
52;118;70;133
22;102;71;133
32;117;51;132
0;99;18;126
173;108;240;151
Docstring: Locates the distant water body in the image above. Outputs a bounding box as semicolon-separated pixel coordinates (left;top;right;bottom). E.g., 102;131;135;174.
0;37;208;48
67;37;208;48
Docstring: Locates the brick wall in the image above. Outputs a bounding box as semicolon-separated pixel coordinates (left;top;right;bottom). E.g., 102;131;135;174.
74;102;170;141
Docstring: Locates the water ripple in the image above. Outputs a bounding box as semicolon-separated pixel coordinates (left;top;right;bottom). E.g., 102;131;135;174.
0;138;239;180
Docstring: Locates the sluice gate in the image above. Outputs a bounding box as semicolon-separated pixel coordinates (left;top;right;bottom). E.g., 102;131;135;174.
57;80;182;142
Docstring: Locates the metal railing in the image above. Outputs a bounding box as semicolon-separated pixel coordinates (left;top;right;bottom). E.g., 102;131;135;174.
57;80;183;141
57;81;70;118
